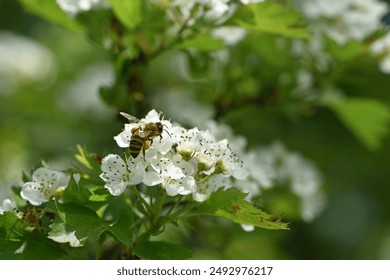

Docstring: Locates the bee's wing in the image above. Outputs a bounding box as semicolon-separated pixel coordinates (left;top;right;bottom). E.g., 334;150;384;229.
120;112;141;123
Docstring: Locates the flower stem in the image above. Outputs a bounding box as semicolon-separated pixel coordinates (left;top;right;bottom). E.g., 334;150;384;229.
130;186;154;218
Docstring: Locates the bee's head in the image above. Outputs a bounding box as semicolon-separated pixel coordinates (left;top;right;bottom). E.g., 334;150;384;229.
156;122;163;133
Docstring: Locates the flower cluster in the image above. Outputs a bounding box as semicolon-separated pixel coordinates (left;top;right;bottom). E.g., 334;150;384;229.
100;109;248;201
293;0;388;45
202;120;325;223
291;0;389;75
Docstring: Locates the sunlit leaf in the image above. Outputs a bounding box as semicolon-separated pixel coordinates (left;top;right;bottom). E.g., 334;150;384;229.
328;97;390;151
19;0;83;32
233;2;310;38
194;188;289;230
109;0;142;30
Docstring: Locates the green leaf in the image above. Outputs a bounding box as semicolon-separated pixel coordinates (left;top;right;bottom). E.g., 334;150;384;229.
63;175;111;211
176;34;224;52
0;212;25;240
49;203;107;246
19;0;83;32
73;145;104;185
107;209;136;245
134;241;193;260
109;0;142;30
233;2;310;39
194;188;289;230
328;97;390;151
325;37;365;61
0;212;67;259
0;234;68;260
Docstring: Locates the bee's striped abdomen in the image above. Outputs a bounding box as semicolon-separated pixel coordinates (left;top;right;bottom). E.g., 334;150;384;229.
130;135;144;158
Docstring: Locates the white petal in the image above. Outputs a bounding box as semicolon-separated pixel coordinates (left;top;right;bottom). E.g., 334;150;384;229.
114;130;131;148
143;171;162;186
104;181;128;196
166;162;184;180
153;137;172;155
32;167;69;190
20;182;48;206
193;192;210;202
129;161;146;185
48;225;85;247
0;199;17;214
144;109;160;122
101;154;127;178
241;224;255;232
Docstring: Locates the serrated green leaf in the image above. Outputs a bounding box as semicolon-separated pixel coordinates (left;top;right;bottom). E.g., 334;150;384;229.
233;2;310;39
107;209;136;245
134;241;193;260
328;97;390;151
176;34;224;52
194;188;289;230
49;203;106;246
109;0;142;30
63;175;110;211
19;0;83;32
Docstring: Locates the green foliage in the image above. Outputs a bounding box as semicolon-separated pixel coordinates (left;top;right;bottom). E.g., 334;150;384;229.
0;212;67;260
109;0;143;30
176;34;224;52
19;0;83;32
62;175;111;211
233;2;310;38
328;97;390;151
3;0;390;261
194;188;289;230
107;208;136;245
50;203;107;246
134;241;193;260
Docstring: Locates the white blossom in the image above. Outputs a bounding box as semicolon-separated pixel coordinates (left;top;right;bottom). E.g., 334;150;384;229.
100;154;146;196
56;0;110;17
293;0;388;44
212;26;247;46
144;158;197;196
106;109;249;200
20;168;69;206
114;109;173;160
194;174;231;202
371;32;390;74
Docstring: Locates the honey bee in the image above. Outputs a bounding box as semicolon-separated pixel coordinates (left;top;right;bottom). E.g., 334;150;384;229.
120;112;164;158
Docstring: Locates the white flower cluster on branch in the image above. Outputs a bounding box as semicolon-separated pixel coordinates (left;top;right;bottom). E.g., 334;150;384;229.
100;109;248;201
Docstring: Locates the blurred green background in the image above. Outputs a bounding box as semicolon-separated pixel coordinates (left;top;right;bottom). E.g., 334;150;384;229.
1;0;390;259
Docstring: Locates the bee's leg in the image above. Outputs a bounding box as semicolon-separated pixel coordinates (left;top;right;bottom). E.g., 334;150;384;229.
143;141;150;160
